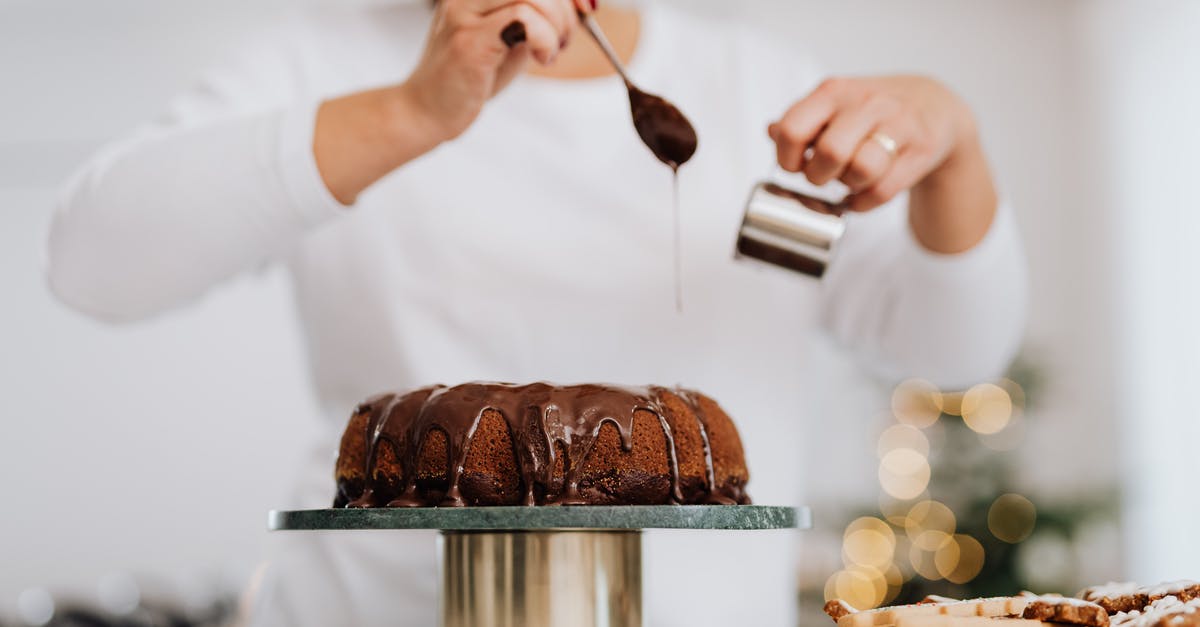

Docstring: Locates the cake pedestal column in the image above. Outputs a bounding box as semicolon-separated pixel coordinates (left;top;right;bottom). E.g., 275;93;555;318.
268;506;808;627
440;530;641;627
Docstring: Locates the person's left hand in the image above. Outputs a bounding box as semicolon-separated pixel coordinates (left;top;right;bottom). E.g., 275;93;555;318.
768;75;978;213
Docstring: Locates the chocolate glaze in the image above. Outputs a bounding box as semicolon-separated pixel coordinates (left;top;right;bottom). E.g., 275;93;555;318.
627;86;698;170
341;382;748;508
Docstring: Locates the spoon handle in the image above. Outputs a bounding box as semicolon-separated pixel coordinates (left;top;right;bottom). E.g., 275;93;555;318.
578;12;633;86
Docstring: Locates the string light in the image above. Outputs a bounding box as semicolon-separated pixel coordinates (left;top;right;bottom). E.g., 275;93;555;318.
904;500;957;547
842;517;897;570
1000;378;1026;411
978;412;1026;451
936;534;986;584
834;377;1036;602
962;383;1013;434
939;391;964;417
825;566;889;609
908;539;945;581
879;449;931;500
891;379;943;427
877;424;931;459
883;564;905;604
988;493;1038;543
879;491;927;526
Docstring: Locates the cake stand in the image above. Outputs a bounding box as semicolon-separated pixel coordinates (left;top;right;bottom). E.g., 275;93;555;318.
269;505;809;627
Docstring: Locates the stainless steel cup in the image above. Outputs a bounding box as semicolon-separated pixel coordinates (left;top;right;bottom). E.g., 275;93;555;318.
735;181;847;278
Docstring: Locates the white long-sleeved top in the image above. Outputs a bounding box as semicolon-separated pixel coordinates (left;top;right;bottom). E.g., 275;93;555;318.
47;3;1027;626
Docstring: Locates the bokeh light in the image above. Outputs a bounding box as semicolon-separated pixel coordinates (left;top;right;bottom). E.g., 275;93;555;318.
843;517;896;569
879;491;927;526
988;493;1038;543
849;378;1033;598
1015;529;1073;591
904;500;957;547
908;540;945;580
883;563;905;604
940;391;964;417
17;588;55;626
891;379;943;428
879;449;931;500
962;383;1013;434
97;572;141;615
978;413;1026;451
877;424;931;459
825;565;888;609
934;534;986;584
891;533;915;580
1000;378;1026;410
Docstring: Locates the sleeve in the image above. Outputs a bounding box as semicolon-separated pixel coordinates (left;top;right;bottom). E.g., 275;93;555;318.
46;14;347;323
819;195;1029;390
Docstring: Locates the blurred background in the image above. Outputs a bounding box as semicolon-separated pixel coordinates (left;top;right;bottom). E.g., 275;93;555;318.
2;0;1197;625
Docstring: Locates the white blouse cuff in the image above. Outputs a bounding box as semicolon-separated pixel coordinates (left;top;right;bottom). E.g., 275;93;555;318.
276;99;349;226
901;200;1020;281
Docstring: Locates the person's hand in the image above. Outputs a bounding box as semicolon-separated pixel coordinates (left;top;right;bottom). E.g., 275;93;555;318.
402;0;595;143
769;75;997;253
769;75;977;211
315;0;595;205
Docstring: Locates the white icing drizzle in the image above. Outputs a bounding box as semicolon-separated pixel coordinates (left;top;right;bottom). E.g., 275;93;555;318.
1147;582;1200;599
1028;595;1108;607
1112;596;1200;627
1083;582;1145;601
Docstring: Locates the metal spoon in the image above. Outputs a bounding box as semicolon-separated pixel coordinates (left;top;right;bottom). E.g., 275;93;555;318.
578;12;698;169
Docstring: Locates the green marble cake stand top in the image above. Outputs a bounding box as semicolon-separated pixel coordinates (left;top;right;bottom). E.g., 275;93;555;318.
268;505;810;532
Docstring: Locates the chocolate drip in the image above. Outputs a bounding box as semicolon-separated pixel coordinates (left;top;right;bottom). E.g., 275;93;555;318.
674;388;738;505
623;87;695;312
342;382;748;507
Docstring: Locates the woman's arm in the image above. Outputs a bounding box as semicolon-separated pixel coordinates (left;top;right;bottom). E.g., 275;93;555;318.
819;198;1027;389
769;75;1027;387
48;0;585;322
47;26;343;323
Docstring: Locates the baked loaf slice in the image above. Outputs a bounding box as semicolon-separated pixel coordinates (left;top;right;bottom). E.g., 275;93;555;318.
334;382;751;507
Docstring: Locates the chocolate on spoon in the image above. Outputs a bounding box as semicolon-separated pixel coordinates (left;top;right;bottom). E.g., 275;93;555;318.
576;13;699;169
626;85;698;170
502;16;698;168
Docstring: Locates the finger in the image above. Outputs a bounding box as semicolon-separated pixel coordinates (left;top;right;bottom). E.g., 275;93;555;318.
768;78;860;172
574;0;598;14
846;151;930;212
841;132;896;193
482;3;561;64
483;0;571;45
770;96;835;173
805;95;898;186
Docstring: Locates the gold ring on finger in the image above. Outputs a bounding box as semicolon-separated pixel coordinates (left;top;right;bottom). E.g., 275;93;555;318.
870;131;899;158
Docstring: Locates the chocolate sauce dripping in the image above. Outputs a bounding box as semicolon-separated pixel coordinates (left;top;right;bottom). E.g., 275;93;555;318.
345;393;399;509
347;387;443;508
671;172;683;312
674;388;738;505
624;87;695;313
344;382;748;507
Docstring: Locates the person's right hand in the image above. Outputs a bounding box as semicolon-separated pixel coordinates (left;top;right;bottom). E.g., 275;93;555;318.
314;0;594;205
402;0;593;143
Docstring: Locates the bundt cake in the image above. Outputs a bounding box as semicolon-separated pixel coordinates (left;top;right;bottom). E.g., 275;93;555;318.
334;382;751;507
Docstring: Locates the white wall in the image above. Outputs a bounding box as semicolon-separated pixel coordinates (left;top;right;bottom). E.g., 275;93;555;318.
1071;1;1200;581
1;0;1135;615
